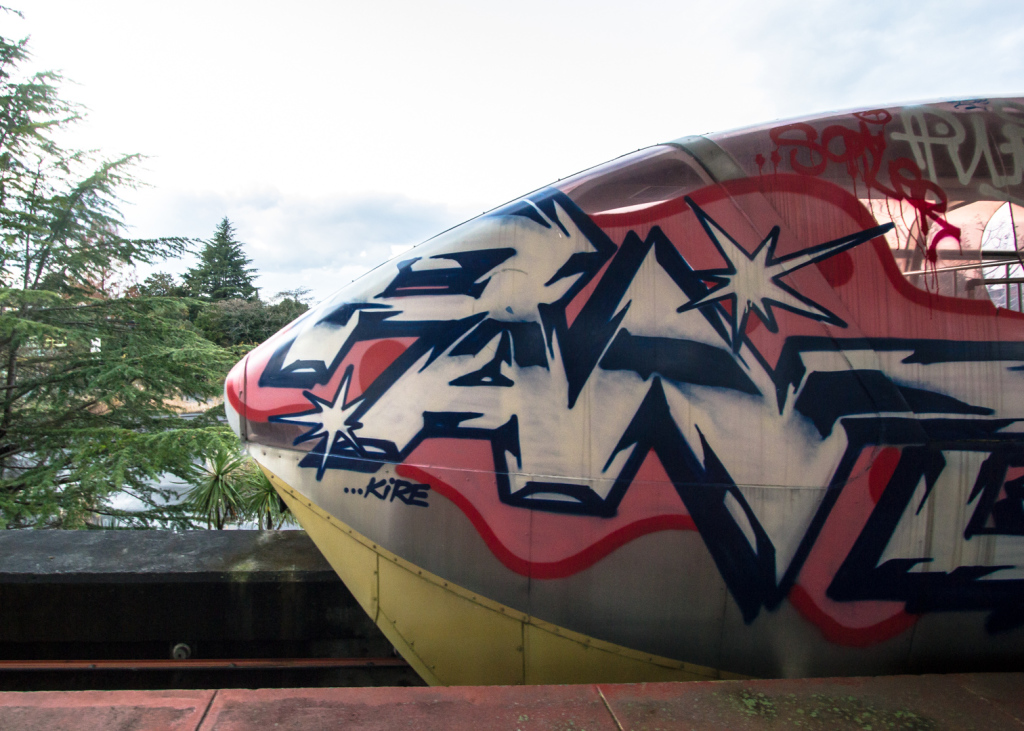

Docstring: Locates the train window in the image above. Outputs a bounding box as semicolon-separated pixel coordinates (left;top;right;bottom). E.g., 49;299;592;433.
867;199;1024;309
557;146;709;216
555;112;1023;312
708;101;1024;311
980;204;1024;308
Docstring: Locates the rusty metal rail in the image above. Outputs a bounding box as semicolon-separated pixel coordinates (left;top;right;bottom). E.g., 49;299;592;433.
0;657;408;671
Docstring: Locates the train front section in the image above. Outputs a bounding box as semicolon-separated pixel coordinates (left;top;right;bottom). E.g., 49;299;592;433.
226;98;1024;684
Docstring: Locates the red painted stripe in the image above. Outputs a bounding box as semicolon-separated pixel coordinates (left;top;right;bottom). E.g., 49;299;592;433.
788;583;918;647
396;464;697;580
226;383;312;422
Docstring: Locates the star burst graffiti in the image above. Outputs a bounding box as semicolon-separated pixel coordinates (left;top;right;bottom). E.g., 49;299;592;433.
272;365;364;479
679;196;894;351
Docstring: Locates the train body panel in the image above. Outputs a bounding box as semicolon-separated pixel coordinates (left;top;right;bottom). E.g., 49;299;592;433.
227;98;1024;682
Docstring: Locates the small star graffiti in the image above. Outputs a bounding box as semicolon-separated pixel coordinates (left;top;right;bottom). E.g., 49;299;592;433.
272;365;364;480
679;196;893;352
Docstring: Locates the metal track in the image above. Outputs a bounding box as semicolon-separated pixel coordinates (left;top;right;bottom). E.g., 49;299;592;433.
0;657;408;672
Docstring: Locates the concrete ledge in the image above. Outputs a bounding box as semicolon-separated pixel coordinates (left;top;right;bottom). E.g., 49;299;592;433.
1;673;1023;730
0;689;215;731
0;531;369;649
0;530;337;584
0;531;421;690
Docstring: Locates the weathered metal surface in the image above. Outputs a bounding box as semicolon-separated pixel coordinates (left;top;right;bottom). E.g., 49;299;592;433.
228;98;1024;683
271;470;727;685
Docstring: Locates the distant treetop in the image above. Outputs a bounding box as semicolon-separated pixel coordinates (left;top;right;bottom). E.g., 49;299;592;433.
183;217;258;301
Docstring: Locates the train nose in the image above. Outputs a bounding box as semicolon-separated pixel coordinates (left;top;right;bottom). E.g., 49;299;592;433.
224;355;247;441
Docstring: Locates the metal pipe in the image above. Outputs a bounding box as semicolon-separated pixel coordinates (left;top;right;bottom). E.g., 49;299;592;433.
903;259;1018;275
966;277;1024;288
891;249;1024;261
0;657;408;671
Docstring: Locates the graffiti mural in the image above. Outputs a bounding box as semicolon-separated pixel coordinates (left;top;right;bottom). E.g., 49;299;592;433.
227;98;1024;679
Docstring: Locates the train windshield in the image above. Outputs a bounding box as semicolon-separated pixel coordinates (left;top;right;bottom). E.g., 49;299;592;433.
709;100;1024;311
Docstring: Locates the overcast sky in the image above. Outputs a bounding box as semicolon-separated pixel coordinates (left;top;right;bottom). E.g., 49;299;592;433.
9;1;1024;301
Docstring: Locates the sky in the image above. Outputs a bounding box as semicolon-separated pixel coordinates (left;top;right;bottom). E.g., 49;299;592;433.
8;0;1024;302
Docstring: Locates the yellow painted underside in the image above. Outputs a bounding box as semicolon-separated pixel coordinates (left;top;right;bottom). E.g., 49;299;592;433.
264;465;743;686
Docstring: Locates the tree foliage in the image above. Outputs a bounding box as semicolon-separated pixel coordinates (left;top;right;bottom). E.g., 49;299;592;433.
0;21;238;528
193;291;309;346
183;452;293;530
137;271;185;298
184;446;246;530
241;464;292;530
183;217;258;301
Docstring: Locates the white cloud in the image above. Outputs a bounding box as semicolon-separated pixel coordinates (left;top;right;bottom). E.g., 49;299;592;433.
7;0;1023;306
127;187;474;301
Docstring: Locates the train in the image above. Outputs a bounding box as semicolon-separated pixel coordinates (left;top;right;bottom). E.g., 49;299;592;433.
225;97;1024;685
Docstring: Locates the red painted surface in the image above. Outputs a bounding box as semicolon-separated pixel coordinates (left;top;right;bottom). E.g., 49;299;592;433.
225;337;416;421
398;444;696;579
0;689;214;731
868;447;902;505
202;684;618;731
2;674;1023;730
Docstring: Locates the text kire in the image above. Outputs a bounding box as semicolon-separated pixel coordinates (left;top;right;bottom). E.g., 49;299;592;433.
363;477;430;507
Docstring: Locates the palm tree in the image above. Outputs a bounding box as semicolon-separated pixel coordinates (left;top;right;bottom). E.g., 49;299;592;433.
241;466;292;530
185;447;247;529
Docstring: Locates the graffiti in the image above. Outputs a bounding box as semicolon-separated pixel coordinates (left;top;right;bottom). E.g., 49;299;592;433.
361;476;430;506
891;105;1024;189
339;476;431;506
953;99;990;111
766;101;1024;262
769;111;891;182
769;111;963;255
818;420;1024;634
227;101;1024;659
678;196;892;349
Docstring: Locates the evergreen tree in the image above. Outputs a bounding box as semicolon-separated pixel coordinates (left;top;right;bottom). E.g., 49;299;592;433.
0;19;238;528
183;218;258;301
137;271;185;298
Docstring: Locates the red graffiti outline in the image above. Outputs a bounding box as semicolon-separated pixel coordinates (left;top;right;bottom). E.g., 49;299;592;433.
396;463;697;580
